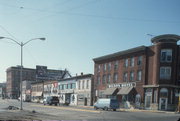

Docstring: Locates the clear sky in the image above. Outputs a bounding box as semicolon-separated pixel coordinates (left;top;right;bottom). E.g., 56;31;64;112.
0;0;179;82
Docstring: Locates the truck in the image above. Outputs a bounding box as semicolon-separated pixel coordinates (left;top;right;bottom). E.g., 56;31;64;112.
94;98;120;111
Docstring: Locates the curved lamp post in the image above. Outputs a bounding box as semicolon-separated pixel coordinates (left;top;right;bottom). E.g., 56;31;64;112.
0;36;45;110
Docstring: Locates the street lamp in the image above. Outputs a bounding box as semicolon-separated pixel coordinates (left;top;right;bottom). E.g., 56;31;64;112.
0;36;45;110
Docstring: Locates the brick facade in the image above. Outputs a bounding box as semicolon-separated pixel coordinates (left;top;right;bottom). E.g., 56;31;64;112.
93;34;180;111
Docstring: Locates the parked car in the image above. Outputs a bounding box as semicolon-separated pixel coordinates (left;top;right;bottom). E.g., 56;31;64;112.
43;96;59;106
94;98;120;111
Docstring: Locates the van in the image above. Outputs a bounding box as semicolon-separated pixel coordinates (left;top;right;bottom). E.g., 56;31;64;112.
94;98;119;111
43;96;59;106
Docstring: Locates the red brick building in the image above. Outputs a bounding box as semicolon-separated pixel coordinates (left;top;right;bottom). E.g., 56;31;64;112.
93;34;180;111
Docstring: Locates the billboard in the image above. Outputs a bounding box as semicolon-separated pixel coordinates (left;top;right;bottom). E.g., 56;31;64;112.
36;66;48;79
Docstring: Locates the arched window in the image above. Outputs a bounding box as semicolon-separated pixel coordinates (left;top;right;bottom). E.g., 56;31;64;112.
160;88;168;97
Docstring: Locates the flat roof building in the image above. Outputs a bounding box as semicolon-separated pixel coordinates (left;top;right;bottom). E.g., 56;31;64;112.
93;34;180;111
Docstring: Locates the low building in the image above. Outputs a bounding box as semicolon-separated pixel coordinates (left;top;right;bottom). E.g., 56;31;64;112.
75;74;94;106
31;81;44;103
93;34;180;111
58;73;94;106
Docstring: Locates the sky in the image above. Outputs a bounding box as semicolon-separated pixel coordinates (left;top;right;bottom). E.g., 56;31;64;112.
0;0;179;83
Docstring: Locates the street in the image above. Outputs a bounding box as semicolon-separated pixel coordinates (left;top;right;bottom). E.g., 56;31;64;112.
0;99;179;121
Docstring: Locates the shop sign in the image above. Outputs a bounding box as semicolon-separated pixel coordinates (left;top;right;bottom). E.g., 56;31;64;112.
60;89;74;94
108;82;136;88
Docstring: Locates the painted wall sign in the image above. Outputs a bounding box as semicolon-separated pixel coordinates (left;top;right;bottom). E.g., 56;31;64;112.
108;82;136;88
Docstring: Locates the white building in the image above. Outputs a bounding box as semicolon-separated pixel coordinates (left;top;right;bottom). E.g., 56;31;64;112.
58;74;94;106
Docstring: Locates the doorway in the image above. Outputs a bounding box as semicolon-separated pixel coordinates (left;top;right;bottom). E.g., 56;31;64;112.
159;98;167;110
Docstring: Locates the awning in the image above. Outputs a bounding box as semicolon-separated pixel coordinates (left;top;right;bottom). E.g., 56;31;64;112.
104;87;118;95
117;87;133;95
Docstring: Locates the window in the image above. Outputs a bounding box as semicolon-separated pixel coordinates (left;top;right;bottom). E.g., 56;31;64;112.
130;57;134;67
71;83;76;89
97;76;100;84
97;65;101;73
137;56;142;65
82;80;85;89
124;59;128;67
123;72;128;82
130;71;134;81
114;61;119;70
108;62;111;71
137;70;142;81
102;75;106;84
161;49;172;62
113;73;118;82
107;74;111;83
78;81;81;89
154;90;157;103
68;84;71;89
160;88;168;97
86;80;89;89
103;64;107;72
160;67;171;79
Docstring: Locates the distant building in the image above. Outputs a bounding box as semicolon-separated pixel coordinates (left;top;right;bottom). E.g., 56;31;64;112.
93;34;180;111
6;66;35;99
22;80;33;102
6;65;71;99
31;69;71;103
0;83;6;98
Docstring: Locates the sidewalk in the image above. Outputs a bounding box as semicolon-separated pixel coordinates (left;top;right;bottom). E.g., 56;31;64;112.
75;105;178;114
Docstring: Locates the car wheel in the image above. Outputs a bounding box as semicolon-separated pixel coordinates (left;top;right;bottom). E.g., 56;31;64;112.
113;109;116;111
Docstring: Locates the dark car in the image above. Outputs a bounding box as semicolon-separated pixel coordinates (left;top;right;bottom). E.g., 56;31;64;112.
43;96;59;106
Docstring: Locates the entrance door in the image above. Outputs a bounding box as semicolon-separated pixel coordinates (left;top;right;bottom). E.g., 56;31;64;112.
145;95;151;109
159;98;167;110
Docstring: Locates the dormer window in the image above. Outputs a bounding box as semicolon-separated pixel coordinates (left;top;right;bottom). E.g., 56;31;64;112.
161;49;172;62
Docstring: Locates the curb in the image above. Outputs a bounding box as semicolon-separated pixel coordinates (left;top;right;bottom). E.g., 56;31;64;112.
118;109;177;114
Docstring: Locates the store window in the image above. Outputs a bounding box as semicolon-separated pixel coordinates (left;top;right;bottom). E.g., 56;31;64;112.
161;49;172;62
160;67;171;79
154;90;157;103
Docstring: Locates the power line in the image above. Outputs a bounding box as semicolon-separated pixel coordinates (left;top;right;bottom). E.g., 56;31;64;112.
0;25;19;41
0;0;180;24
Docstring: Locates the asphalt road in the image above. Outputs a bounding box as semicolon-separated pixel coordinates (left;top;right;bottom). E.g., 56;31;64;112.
0;99;180;121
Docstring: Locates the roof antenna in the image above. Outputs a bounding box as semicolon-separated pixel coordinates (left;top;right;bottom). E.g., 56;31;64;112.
147;34;155;45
